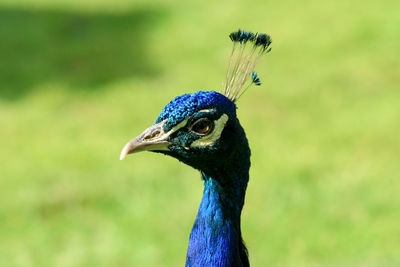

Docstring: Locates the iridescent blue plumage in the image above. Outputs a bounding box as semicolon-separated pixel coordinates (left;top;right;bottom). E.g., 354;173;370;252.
120;29;272;267
153;91;251;266
155;91;236;131
187;172;249;266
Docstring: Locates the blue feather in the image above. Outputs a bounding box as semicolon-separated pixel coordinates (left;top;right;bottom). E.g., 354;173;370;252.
186;172;249;266
155;91;236;131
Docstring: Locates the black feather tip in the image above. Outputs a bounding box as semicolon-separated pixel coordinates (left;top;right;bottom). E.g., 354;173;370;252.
229;29;272;52
251;72;262;86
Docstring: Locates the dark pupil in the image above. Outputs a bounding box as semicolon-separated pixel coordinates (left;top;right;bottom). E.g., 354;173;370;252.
192;118;212;134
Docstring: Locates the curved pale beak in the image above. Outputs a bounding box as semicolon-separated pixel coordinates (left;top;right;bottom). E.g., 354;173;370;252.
120;120;172;160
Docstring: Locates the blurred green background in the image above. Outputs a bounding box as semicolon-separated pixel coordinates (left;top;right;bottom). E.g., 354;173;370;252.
1;0;399;266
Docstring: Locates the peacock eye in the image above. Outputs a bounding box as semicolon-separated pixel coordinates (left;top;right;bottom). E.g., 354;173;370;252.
190;118;214;135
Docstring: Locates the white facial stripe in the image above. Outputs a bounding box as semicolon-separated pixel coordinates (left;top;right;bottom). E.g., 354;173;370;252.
198;109;213;113
164;109;213;136
168;117;189;133
190;114;229;148
151;118;189;144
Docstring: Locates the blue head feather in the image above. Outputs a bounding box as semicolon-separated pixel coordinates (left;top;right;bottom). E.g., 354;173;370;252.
155;91;236;131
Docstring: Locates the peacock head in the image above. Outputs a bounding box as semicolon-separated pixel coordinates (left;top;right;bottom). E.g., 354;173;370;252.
120;91;249;178
120;29;271;178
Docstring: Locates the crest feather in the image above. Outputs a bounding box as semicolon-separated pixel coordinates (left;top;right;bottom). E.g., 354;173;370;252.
221;29;272;102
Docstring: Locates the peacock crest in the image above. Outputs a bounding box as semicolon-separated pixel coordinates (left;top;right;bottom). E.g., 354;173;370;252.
222;29;272;102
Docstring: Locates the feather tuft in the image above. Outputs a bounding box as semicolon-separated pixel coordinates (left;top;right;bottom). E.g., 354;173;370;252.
252;72;261;86
222;29;272;102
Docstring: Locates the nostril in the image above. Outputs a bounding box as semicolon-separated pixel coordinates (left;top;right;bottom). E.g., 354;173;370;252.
145;129;161;140
151;129;161;137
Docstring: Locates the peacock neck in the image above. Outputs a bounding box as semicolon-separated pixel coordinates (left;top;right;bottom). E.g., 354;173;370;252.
185;169;250;267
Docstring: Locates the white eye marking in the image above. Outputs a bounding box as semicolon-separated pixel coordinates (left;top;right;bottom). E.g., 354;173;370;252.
198;109;214;113
190;114;229;148
151;118;189;145
169;117;189;133
167;109;213;135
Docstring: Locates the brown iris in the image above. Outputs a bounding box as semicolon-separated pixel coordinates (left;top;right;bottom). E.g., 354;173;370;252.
190;118;213;135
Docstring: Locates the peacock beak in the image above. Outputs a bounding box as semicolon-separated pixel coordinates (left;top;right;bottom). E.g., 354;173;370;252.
120;120;172;160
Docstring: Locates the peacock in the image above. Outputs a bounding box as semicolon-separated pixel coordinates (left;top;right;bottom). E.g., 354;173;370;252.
120;29;272;267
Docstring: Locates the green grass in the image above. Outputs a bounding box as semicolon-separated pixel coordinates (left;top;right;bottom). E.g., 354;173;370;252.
1;0;399;266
